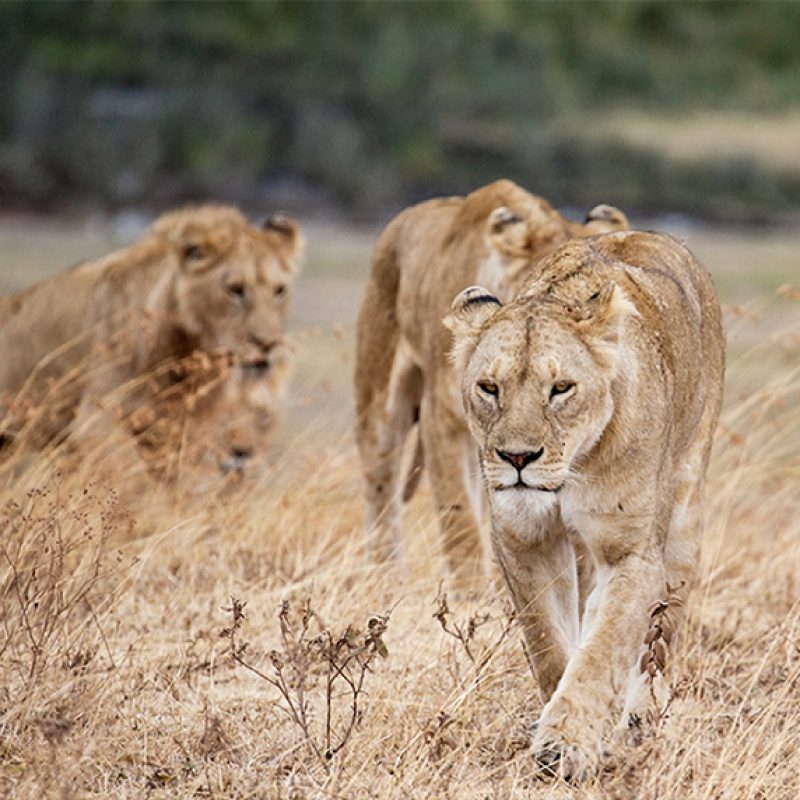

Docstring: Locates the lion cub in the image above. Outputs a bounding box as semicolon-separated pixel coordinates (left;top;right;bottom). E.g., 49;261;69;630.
445;231;724;777
354;179;628;586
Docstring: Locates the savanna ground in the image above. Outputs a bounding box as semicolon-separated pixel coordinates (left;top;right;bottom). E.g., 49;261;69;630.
1;212;799;799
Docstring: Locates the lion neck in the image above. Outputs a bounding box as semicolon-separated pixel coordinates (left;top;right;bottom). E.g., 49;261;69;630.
577;343;651;478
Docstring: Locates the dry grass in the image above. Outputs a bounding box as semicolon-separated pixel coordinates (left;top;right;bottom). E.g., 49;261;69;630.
1;220;800;798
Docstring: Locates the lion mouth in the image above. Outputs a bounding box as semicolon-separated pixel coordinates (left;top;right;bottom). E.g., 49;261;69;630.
241;357;271;377
496;479;564;493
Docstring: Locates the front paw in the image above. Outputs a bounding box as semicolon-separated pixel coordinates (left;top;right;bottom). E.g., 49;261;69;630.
531;718;603;781
613;665;672;749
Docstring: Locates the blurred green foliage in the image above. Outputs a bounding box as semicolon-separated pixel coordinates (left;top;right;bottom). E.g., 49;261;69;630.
1;0;799;219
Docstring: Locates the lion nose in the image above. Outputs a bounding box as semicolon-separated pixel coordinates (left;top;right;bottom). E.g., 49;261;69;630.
221;446;254;475
496;448;544;471
249;334;279;354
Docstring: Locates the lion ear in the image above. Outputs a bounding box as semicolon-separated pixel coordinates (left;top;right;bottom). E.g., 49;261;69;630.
583;204;629;234
263;213;304;271
487;206;523;236
444;286;502;373
577;282;637;362
485;206;527;260
444;286;502;336
173;223;227;273
486;201;568;264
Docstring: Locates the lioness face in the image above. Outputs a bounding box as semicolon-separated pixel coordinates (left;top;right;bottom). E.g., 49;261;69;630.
181;341;292;488
160;209;303;368
214;341;292;477
446;284;634;521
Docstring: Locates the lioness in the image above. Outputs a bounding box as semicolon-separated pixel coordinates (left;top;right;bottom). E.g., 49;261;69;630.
0;206;302;464
131;340;293;488
445;231;724;777
354;180;628;583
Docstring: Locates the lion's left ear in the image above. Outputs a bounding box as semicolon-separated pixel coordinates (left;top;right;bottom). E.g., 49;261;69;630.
583;204;630;234
263;213;304;271
576;282;638;363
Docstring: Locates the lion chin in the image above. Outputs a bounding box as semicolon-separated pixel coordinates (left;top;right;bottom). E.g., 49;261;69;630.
491;487;561;540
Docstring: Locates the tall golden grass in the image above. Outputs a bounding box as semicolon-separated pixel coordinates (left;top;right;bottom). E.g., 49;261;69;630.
1;290;799;799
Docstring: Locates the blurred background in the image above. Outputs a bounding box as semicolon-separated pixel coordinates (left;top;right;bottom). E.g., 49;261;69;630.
2;0;800;223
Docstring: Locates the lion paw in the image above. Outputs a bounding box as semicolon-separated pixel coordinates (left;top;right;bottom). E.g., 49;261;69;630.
531;721;602;781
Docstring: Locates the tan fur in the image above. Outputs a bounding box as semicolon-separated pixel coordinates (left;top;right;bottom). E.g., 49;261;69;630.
446;231;725;777
0;206;302;473
354;180;628;584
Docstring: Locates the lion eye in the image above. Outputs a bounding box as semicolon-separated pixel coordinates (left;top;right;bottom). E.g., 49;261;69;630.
184;244;208;262
227;282;246;299
478;380;499;397
274;284;287;297
550;381;575;399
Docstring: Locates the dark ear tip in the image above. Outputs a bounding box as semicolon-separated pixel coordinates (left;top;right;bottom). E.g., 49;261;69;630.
263;212;297;236
453;286;501;313
585;204;626;225
488;206;523;235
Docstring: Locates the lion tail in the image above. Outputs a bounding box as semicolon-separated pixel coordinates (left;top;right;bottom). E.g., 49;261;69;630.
354;218;403;430
401;425;424;503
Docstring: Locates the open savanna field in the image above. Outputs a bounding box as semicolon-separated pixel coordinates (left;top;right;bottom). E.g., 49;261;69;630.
1;213;799;799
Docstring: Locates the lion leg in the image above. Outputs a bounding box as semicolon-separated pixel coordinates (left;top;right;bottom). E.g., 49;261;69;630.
357;345;422;563
617;470;706;742
530;523;666;780
420;388;484;591
493;513;578;701
572;534;595;623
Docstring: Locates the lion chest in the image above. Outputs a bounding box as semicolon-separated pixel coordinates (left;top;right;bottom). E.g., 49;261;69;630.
560;488;657;565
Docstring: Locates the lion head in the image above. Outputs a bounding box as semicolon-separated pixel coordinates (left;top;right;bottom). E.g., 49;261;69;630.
481;201;629;296
444;264;637;523
176;338;293;487
151;206;303;366
213;340;292;477
129;336;293;491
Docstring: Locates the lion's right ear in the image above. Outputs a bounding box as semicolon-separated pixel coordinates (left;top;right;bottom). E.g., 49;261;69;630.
444;286;502;335
485;206;527;260
173;222;231;273
444;287;502;372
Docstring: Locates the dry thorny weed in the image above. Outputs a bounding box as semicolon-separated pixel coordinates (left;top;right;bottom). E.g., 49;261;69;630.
433;583;517;682
221;594;391;770
0;482;131;699
1;341;236;484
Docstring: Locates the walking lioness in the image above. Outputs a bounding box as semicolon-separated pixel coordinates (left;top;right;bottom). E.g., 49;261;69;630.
445;231;724;777
355;180;628;585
